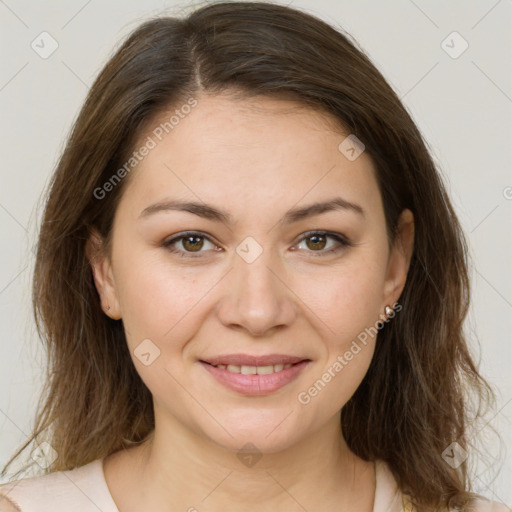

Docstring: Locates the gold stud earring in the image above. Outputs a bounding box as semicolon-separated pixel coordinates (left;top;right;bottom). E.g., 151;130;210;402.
384;305;393;317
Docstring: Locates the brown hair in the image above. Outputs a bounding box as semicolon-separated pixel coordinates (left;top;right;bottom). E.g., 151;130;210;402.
2;2;497;510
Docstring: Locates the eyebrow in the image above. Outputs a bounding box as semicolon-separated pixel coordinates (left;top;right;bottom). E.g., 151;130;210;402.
138;197;365;224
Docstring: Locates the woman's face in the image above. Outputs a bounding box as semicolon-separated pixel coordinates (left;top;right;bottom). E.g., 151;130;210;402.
89;92;413;454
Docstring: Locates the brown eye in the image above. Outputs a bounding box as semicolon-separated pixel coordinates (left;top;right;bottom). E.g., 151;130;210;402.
294;231;351;257
305;234;327;251
181;235;204;252
163;232;219;258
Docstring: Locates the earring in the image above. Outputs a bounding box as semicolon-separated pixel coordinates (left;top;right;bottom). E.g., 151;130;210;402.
384;305;393;317
106;305;111;311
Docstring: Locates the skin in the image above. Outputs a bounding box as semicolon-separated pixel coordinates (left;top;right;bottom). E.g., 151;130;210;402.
87;92;414;512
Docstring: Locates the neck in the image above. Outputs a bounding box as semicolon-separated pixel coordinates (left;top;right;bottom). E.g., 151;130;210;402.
105;411;376;512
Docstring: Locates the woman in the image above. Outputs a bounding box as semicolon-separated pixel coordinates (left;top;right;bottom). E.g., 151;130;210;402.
0;2;508;511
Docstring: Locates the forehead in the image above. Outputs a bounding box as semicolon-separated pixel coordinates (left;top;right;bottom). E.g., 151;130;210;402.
117;93;381;223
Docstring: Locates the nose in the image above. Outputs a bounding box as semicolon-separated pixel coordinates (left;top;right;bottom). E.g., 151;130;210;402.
215;243;297;337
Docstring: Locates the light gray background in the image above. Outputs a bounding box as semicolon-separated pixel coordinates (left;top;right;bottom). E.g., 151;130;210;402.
1;0;511;507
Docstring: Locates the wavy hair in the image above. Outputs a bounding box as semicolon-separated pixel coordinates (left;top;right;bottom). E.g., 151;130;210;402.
2;2;496;510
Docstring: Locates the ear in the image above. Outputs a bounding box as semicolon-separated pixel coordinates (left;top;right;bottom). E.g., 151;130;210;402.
382;208;414;310
85;229;122;319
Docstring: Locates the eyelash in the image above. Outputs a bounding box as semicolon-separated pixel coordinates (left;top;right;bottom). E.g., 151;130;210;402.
162;230;352;259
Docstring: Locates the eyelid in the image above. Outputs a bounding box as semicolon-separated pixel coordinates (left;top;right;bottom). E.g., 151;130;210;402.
292;230;350;246
292;230;352;257
162;231;221;258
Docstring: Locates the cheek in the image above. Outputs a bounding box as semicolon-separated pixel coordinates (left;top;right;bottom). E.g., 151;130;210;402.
292;254;385;343
113;250;219;347
312;344;375;414
296;267;380;412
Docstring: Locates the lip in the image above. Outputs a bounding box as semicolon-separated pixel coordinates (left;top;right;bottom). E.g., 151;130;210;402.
200;359;311;396
200;353;308;366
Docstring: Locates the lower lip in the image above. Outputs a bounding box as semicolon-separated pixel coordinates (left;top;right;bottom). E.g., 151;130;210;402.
200;360;310;395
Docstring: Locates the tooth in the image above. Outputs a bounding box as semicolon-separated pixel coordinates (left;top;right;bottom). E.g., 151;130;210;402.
218;363;294;374
256;365;274;375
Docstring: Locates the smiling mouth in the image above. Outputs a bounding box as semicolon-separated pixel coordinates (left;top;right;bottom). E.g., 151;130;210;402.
201;361;304;375
199;358;311;395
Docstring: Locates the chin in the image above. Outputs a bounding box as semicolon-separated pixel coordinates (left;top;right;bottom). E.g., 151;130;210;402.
200;415;305;456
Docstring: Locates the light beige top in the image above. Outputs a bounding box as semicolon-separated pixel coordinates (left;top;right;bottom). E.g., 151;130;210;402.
0;458;508;512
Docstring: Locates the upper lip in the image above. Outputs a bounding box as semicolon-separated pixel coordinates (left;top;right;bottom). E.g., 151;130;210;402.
201;354;310;367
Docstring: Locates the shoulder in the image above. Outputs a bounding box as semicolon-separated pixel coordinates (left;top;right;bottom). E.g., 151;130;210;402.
0;468;69;512
0;493;21;512
399;494;511;512
461;498;512;512
0;458;113;512
376;461;511;512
